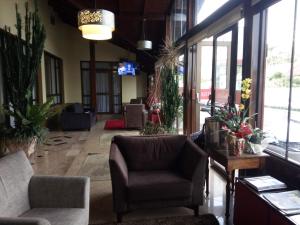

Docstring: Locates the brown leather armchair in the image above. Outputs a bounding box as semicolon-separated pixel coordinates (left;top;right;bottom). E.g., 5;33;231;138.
109;135;208;222
123;104;148;129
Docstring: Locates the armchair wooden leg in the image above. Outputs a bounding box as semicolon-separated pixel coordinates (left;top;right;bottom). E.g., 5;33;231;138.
117;213;123;223
194;205;199;217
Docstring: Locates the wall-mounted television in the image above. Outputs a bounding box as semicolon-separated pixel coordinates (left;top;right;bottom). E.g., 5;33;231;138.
118;61;138;76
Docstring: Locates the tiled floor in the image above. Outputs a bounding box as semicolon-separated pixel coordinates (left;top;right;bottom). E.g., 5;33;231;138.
30;116;235;225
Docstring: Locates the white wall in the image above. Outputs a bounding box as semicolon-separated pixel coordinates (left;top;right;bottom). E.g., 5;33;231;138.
0;0;146;104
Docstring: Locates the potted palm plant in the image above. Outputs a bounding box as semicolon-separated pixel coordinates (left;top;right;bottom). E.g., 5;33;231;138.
0;1;53;157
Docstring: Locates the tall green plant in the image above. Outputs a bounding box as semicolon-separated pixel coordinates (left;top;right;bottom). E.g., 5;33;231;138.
161;67;181;130
159;39;182;131
0;1;51;141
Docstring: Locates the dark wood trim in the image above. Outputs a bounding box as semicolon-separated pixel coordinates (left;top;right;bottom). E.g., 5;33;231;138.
183;42;189;134
211;36;217;114
241;0;252;80
89;41;97;110
187;0;194;31
229;24;238;106
165;15;171;41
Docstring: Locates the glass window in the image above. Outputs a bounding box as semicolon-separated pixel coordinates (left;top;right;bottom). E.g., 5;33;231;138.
195;0;229;25
262;0;300;164
215;31;232;106
170;0;187;41
288;0;300;163
45;52;63;104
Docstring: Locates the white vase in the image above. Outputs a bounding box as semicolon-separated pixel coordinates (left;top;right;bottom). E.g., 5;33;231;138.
245;142;263;154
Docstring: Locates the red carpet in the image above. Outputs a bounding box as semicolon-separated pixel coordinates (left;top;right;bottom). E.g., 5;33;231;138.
104;119;125;130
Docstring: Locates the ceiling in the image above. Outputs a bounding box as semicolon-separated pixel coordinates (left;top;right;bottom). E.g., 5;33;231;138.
48;0;172;73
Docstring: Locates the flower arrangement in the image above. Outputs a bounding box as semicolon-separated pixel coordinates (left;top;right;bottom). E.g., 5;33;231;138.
213;78;265;154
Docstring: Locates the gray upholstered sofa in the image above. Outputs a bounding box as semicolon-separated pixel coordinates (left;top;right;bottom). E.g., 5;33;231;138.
0;151;90;225
109;135;208;222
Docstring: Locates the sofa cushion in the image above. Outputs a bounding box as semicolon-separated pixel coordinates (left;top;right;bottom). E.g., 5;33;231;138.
128;170;192;202
114;135;187;171
21;208;88;225
0;151;33;217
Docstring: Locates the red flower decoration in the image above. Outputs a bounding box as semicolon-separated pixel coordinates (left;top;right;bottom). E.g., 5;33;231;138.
236;123;253;138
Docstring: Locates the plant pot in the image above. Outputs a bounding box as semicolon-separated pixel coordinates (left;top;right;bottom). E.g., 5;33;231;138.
0;137;37;158
205;117;220;147
227;134;245;156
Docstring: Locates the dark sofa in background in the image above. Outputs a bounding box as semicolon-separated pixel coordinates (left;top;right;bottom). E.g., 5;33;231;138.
109;135;208;222
61;103;96;131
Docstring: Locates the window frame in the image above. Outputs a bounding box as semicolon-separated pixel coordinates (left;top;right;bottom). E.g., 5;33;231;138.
44;51;64;105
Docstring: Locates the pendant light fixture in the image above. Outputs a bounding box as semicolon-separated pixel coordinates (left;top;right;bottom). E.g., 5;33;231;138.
78;0;115;40
137;18;152;50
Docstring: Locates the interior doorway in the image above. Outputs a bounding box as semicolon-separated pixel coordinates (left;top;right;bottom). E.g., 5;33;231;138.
81;61;122;114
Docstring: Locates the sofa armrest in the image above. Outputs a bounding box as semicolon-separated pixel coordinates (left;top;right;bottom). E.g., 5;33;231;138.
0;217;50;225
29;176;90;209
109;143;128;213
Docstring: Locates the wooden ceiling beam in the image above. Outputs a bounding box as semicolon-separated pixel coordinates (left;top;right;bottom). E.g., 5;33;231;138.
118;13;165;21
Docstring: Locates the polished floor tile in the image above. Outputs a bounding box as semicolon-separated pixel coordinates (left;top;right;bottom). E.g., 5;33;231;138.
31;118;234;225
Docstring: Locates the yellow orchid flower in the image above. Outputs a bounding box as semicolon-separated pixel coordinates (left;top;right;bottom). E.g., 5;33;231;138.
239;104;245;110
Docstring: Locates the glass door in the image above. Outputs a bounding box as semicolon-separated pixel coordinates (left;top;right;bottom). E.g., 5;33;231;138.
193;24;239;131
196;37;213;131
96;71;111;113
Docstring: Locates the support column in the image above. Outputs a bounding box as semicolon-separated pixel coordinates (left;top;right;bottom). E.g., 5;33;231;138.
89;41;97;110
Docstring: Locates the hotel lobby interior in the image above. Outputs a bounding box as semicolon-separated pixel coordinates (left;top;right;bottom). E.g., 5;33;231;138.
0;0;300;225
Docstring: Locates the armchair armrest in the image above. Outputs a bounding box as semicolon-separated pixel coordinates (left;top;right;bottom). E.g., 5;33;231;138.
180;139;208;180
109;143;128;213
179;139;208;205
0;217;50;225
29;176;90;209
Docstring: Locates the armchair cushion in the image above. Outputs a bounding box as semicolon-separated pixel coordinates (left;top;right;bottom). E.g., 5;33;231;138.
21;208;87;225
113;135;186;171
0;151;33;217
128;170;192;202
29;176;90;209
